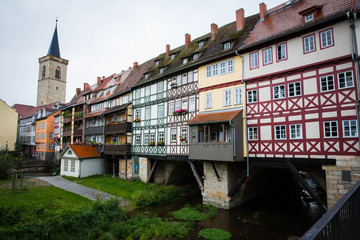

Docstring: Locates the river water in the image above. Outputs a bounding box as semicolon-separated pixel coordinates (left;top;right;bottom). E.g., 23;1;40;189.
131;186;323;240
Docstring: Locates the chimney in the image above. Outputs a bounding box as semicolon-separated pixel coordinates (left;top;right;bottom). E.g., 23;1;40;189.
76;88;81;96
236;8;245;31
185;33;191;49
166;44;170;56
97;77;101;86
211;23;218;40
128;67;132;70
102;76;105;80
83;83;89;92
260;2;267;20
133;62;138;69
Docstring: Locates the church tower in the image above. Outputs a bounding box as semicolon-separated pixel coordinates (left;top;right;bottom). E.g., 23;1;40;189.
37;21;69;106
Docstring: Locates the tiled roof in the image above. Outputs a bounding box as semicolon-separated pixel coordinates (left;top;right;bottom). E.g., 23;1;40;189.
12;104;36;118
84;109;106;118
188;110;242;125
68;144;99;158
134;14;259;87
103;103;131;115
243;0;354;48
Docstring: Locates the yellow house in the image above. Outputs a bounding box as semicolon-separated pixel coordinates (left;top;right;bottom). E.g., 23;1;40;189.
0;99;18;151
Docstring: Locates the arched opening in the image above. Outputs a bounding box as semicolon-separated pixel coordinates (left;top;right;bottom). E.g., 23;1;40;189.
55;66;61;79
42;66;46;78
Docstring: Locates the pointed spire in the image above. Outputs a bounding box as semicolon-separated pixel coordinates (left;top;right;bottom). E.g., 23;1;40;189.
47;19;61;58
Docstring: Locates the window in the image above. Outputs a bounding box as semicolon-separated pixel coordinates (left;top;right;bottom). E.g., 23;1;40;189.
41;122;45;129
250;52;259;69
183;58;188;64
37;143;40;149
338;71;354;89
193;53;199;60
212;64;218;76
275;125;286;140
223;89;232;106
263;48;272;65
324;121;338;138
189;98;195;112
247;90;257;103
234;87;242;105
49;133;54;139
158;105;164;118
320;29;334;49
248;127;258;140
304;13;314;22
205;93;212;109
55;66;61;79
135;109;141;120
303;35;315;53
182;74;187;84
220;61;226;74
277;43;287;61
182;99;188;110
158;132;165;143
175;101;181;111
177;75;181;86
227;59;234;72
288;82;301;97
70;160;75;172
206;66;212;77
155;60;160;66
64;159;68;171
135;135;141;145
343;120;358;137
181;128;187;141
171;54;176;60
37;123;40;130
123;95;129;104
320;75;335;92
188;72;193;83
150;134;155;144
37;133;39;139
158;81;164;92
42;143;45;149
169;102;174;115
144;134;149;145
49;143;55;149
290;124;302;139
145;86;150;96
273;85;285;99
198;41;204;48
42;66;46;78
135;89;140;99
224;42;231;50
171;129;177;142
145;107;151;120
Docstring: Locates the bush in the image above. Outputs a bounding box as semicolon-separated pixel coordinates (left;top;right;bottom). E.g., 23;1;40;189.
170;204;208;221
0;151;14;180
131;184;183;206
198;228;232;240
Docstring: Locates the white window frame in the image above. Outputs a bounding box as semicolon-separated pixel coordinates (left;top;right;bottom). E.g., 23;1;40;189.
144;134;149;145
343;120;358;138
323;121;338;138
290;124;302;139
171;129;177;142
273;85;285;99
188;71;194;83
247;90;257;103
320;75;335;92
158;81;164;92
320;29;334;49
145;86;150;96
338;71;354;89
248;127;258;140
220;61;226;75
227;59;234;73
234;87;242;105
123;95;129;104
277;43;287;61
205;92;212;109
224;42;231;50
175;101;181;111
145;107;151;120
288;82;301;97
135;135;141;145
158;104;164;118
250;52;259;69
263;48;272;65
275;125;286;140
206;66;212;77
158;132;165;143
303;34;315;53
223;89;232;106
189;98;195;112
304;13;313;22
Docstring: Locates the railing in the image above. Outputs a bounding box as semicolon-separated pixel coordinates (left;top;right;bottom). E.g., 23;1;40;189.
300;180;360;240
73;129;83;136
62;130;71;136
104;143;131;155
85;126;103;135
189;142;235;162
63;116;72;123
105;122;132;134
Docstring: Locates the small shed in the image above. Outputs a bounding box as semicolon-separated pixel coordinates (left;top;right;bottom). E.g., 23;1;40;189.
60;144;103;178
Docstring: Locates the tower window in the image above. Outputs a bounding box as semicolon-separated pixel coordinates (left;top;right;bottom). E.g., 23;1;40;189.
42;66;46;79
56;86;59;90
55;66;61;79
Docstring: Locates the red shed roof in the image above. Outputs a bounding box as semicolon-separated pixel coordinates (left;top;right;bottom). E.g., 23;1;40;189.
68;144;99;158
188;110;242;125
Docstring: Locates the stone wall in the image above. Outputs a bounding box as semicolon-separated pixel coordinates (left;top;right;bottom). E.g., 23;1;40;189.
138;157;151;182
119;158;133;179
323;156;360;208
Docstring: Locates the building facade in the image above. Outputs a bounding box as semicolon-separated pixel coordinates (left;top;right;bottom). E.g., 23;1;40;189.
0;100;18;151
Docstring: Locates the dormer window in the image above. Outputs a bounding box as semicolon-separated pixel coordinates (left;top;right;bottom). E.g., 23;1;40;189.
171;54;176;60
198;41;204;48
183;58;188;64
160;68;165;74
193;53;199;61
145;73;150;79
155;60;160;66
224;42;231;50
304;13;313;22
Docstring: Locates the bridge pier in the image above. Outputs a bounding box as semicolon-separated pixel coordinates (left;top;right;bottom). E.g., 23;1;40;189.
323;156;360;208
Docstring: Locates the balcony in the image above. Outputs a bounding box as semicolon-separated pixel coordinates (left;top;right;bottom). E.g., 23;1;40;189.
63;130;71;137
189;142;236;162
104;143;131;155
73;128;83;136
85;126;103;135
105;122;132;135
63;116;72;123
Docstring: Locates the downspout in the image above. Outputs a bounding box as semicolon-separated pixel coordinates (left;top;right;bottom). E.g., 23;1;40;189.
347;11;360;143
236;50;250;177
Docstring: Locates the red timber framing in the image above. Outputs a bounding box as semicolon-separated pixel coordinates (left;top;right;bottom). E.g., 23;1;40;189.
245;56;360;159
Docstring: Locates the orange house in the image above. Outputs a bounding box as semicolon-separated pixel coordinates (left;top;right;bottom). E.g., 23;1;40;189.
35;110;59;161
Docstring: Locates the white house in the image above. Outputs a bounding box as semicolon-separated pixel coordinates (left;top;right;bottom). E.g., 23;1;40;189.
60;144;102;178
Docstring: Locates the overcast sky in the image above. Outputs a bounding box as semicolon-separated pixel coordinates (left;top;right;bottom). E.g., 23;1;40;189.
0;0;285;107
